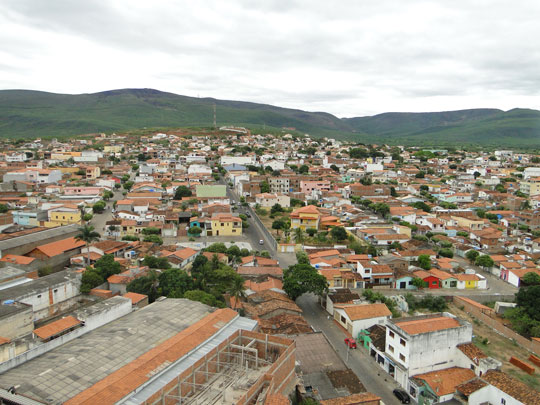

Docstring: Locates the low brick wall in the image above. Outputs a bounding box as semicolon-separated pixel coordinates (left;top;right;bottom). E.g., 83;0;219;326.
510;356;535;374
453;296;540;355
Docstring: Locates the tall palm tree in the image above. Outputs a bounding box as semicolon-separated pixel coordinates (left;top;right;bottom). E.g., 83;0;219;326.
294;227;304;245
228;277;246;312
75;225;101;266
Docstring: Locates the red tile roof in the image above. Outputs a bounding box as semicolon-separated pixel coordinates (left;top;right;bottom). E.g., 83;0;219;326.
33;316;82;340
123;292;147;304
31;237;86;258
396;316;461;335
65;308;238;405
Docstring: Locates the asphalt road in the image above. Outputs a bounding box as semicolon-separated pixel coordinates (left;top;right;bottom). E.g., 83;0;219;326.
224;183;275;254
91;189;123;234
297;293;402;405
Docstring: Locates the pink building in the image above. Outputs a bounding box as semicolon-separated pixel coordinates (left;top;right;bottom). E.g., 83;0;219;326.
300;180;331;195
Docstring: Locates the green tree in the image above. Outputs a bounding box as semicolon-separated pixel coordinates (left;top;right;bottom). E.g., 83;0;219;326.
465;250;479;263
0;204;9;213
294;227;305;244
418;254;432;270
439;248;454;258
142;227;160;235
270;203;284;214
127;275;158;302
174;185;192;200
143;235;163;245
142;255;171;269
260;181;270;193
272;219;286;235
330;164;339;173
296;251;310;265
227;277;246;311
158;267;194;297
306;228;317;237
298;164;309;174
475;255;494;268
94;254;122;279
411;277;427;289
522;272;540;286
330;226;348;241
75;225;101;265
80;269;104;294
184;290;223;307
189;226;203;236
92;200;106;214
283;263;328;300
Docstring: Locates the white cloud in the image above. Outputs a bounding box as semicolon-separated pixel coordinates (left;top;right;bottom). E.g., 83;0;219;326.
1;0;540;117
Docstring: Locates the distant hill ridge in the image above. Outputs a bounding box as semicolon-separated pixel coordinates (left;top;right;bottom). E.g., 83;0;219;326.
0;88;539;146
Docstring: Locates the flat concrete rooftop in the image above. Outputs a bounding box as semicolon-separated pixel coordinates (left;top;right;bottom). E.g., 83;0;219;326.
0;298;214;404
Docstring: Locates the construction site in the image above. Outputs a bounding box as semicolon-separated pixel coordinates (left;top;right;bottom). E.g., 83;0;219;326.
133;330;296;405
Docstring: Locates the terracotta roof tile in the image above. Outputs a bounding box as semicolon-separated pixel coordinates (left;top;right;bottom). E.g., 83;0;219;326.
396;316;461;335
65;308;238;405
413;367;475;396
33;316;82;340
123;292;147;304
483;370;540;404
343;303;391;321
31;237;86;258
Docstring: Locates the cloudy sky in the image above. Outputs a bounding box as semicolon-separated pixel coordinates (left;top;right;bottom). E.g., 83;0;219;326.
1;0;540;117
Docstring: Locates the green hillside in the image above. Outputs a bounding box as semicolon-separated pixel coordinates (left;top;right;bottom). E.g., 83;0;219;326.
0;88;539;146
0;88;351;139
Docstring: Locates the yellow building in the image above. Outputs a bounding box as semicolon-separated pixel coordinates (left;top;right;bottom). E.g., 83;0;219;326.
451;216;484;231
520;177;540;196
290;205;321;231
84;166;101;180
210;214;242;236
44;208;82;227
104;145;123;153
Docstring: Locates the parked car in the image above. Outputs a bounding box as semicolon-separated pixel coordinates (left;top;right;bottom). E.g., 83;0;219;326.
344;338;357;349
392;388;411;404
259;239;264;245
246;213;251;218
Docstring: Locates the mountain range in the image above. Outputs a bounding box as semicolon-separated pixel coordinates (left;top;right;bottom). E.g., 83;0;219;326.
1;88;539;146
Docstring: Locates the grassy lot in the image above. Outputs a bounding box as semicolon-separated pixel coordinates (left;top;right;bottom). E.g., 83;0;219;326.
448;303;540;391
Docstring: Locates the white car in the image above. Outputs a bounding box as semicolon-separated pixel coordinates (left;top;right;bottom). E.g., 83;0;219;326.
259;239;264;245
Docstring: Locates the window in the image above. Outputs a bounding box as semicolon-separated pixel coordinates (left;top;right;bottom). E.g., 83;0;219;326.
400;354;406;362
388;345;394;353
341;315;346;324
54;289;58;293
400;338;406;347
37;294;41;298
432;281;437;285
389;331;395;338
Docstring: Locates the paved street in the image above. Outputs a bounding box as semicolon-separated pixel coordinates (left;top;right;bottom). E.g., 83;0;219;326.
90;189;122;233
297;293;402;405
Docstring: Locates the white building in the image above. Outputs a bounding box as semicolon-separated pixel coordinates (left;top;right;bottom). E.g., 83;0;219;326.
333;303;391;338
254;193;291;208
220;156;257;167
384;313;473;389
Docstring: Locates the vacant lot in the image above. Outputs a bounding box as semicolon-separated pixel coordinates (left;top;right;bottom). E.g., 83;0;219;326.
448;303;540;391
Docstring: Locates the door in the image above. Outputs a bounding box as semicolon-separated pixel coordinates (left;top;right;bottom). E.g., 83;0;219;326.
400;282;406;289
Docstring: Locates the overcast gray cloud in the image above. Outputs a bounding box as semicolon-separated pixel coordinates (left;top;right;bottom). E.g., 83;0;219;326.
1;0;540;117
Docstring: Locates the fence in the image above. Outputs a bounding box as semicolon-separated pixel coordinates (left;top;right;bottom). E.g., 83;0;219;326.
453;296;540;356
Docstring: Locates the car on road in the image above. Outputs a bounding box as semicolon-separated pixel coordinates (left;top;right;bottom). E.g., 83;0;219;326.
259;239;264;245
246;213;251;218
392;388;410;404
344;338;357;349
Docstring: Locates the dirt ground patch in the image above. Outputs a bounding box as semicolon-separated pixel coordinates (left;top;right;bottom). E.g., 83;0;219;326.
326;369;366;394
448;303;540;391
